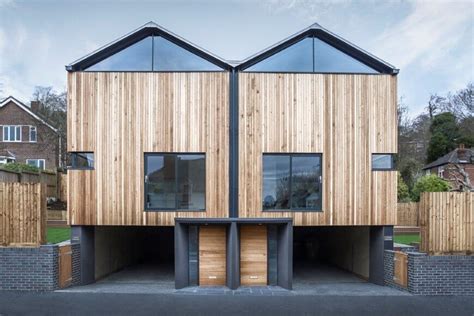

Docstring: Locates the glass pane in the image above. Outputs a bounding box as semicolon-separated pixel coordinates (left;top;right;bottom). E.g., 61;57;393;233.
263;155;290;210
153;36;221;71
74;153;94;168
291;156;321;210
86;37;153;71
146;155;176;209
9;126;15;141
314;37;377;73
372;154;393;170
15;126;21;141
27;160;36;167
3;126;8;140
30;127;37;142
245;37;313;72
39;160;45;170
177;154;205;210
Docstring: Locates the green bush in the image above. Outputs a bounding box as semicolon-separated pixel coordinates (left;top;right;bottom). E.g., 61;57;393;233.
397;173;411;202
411;174;451;202
0;162;39;173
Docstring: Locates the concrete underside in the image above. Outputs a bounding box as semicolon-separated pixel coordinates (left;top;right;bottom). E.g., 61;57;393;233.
59;261;406;296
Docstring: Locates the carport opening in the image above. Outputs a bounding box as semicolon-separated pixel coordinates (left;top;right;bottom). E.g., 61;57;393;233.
293;227;369;285
94;226;174;286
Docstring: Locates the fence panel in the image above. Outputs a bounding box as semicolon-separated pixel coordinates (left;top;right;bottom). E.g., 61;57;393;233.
397;202;419;226
420;192;474;254
393;251;408;288
0;169;20;182
0;183;46;246
58;244;72;288
58;173;67;202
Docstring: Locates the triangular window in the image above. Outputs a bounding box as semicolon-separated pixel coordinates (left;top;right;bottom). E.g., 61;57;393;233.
86;37;153;71
245;37;313;72
153;36;221;71
244;36;378;73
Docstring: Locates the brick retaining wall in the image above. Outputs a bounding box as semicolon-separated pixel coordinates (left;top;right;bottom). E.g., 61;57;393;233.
385;250;474;295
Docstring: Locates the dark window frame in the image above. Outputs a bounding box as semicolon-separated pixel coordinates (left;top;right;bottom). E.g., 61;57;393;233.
68;152;95;170
371;153;396;171
144;152;206;212
262;153;323;212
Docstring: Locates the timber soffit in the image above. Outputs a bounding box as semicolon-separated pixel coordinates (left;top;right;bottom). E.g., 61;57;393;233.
236;23;399;74
66;21;233;71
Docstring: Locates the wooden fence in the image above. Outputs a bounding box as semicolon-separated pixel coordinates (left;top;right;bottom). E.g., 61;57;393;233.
397;202;419;226
420;192;473;254
0;183;46;246
0;169;67;201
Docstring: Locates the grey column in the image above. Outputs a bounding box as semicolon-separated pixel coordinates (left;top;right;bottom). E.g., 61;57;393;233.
277;222;293;290
369;226;385;285
174;222;189;289
227;222;240;289
71;225;95;285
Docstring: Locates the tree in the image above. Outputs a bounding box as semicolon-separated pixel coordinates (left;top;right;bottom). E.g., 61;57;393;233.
445;164;473;192
411;174;451;202
397;173;410;202
426;112;460;163
31;86;67;168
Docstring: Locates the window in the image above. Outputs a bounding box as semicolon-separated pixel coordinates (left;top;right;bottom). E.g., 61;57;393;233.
244;36;378;73
372;154;395;170
3;125;21;142
145;153;205;211
438;166;445;178
85;36;222;72
26;159;45;170
69;152;95;169
29;126;37;142
263;154;322;211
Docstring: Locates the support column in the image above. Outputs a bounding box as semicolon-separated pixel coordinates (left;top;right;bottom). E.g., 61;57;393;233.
369;226;386;285
277;222;293;290
174;222;189;289
71;225;95;285
227;222;240;289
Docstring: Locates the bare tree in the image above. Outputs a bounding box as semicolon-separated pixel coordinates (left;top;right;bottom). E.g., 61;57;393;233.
446;164;473;192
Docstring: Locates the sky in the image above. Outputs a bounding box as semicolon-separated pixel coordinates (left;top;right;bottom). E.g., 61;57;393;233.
0;0;472;117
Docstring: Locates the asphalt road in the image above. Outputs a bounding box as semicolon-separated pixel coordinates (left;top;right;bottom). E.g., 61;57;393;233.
0;292;473;316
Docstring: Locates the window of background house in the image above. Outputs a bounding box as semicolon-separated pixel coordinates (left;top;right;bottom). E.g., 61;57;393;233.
372;154;395;170
69;152;95;169
145;153;205;211
29;126;37;142
263;154;322;211
3;125;21;142
26;159;45;170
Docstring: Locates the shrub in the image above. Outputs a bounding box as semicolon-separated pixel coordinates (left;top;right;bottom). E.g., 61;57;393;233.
397;173;411;202
0;162;39;173
411;174;451;202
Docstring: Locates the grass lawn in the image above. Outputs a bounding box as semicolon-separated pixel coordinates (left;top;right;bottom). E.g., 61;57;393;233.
394;233;420;245
47;227;71;244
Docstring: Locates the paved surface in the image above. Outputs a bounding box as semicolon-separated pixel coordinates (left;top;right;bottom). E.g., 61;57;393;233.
59;262;407;296
0;291;473;316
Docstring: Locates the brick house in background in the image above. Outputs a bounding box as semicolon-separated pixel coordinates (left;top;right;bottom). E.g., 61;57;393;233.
423;144;474;191
0;96;60;170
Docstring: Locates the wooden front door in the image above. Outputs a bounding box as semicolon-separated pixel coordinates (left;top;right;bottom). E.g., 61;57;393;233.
240;225;268;286
199;226;226;286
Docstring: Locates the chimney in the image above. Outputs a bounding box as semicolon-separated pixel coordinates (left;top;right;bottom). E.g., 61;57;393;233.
459;143;465;150
30;101;40;113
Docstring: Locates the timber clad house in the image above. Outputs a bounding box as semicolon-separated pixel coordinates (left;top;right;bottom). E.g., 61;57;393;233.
67;22;398;289
0;96;60;170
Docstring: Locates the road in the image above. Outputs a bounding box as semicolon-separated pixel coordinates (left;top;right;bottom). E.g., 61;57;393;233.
0;291;473;316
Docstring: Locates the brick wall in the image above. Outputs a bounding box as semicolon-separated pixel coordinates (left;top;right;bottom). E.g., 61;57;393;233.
0;245;59;291
71;242;81;286
385;250;474;295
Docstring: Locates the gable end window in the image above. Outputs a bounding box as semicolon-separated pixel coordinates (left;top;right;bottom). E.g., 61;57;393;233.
372;154;395;170
263;154;322;211
68;152;95;170
29;126;37;142
145;153;205;211
3;125;22;142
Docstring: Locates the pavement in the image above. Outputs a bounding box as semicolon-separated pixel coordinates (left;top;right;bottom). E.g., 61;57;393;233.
0;291;473;316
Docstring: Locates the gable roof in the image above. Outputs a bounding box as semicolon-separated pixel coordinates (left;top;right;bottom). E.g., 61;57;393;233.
236;23;398;74
66;21;232;71
0;96;58;133
423;147;474;170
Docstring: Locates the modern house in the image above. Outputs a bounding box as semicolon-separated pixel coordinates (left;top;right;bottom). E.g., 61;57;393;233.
67;22;398;290
0;96;60;170
423;144;474;191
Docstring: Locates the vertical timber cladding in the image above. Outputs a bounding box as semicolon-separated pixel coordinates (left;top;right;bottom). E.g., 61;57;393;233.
199;226;227;286
240;225;268;286
67;72;230;226
238;73;398;226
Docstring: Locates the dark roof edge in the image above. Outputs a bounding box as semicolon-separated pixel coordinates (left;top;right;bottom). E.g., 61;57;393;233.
66;21;232;71
236;23;399;74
